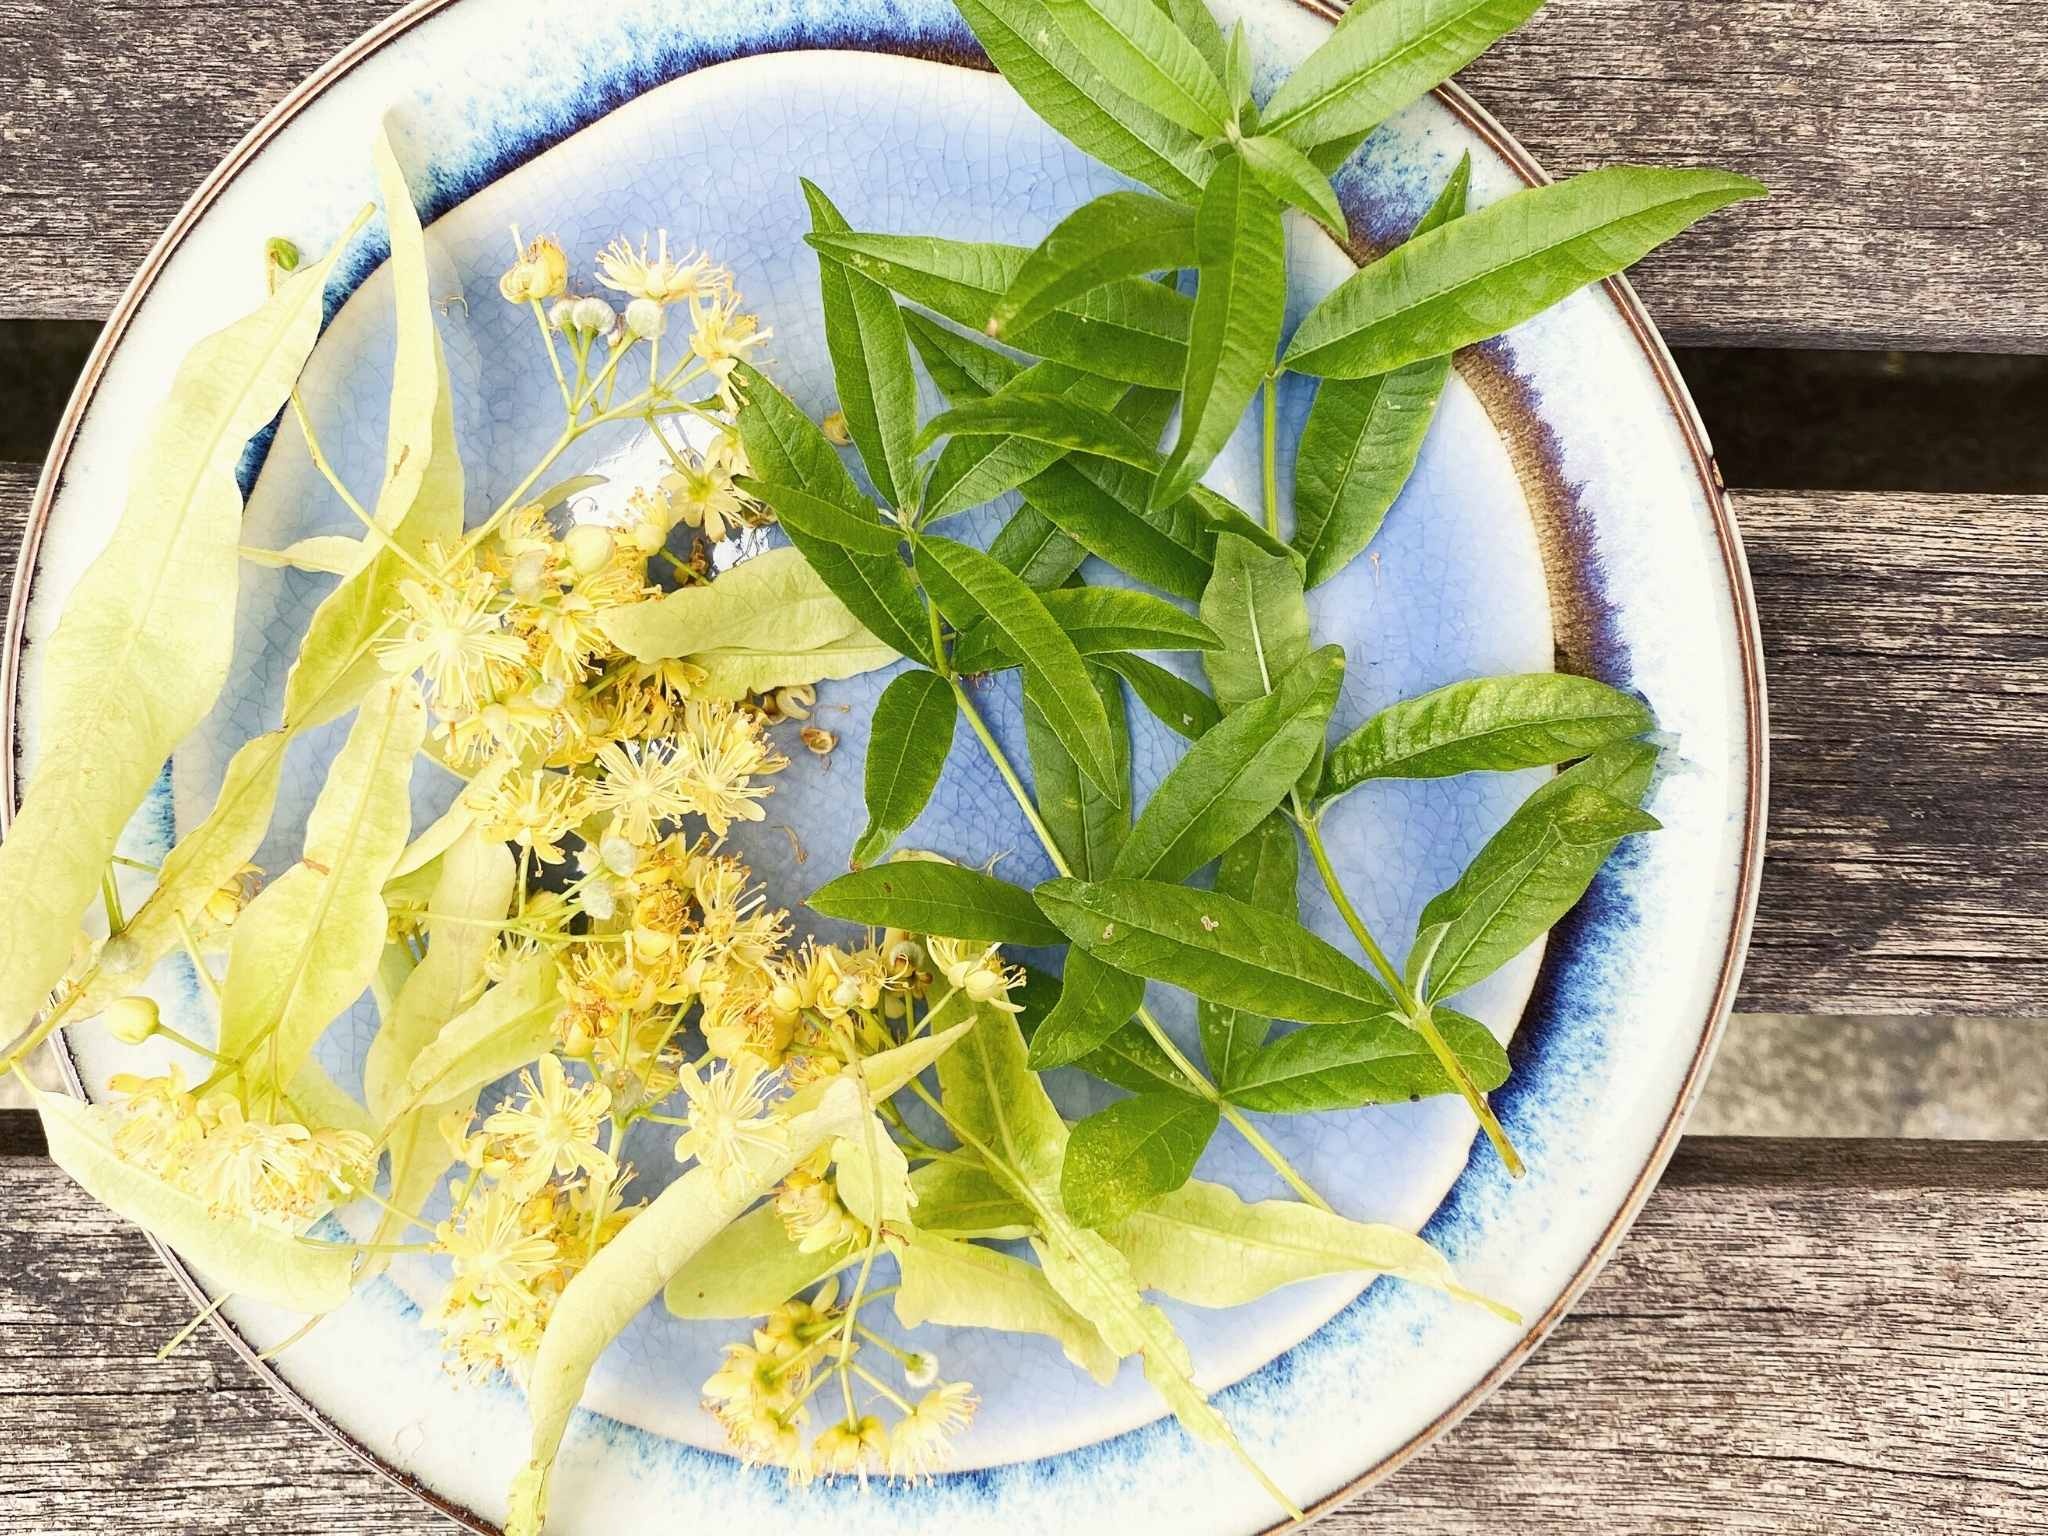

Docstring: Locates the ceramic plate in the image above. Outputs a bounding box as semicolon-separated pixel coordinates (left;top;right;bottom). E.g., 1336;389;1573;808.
8;0;1765;1530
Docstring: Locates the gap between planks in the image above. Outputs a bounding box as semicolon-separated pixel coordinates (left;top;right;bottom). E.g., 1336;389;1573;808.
1;1140;2042;1534
2;0;2047;349
2;467;2044;1014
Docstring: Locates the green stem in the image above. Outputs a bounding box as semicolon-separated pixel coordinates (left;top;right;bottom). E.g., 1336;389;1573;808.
100;865;126;935
530;298;573;415
1261;373;1281;538
951;678;1335;1212
1293;799;1524;1178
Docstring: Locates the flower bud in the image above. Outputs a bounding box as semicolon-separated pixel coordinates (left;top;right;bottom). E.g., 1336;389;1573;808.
564;523;616;575
508;548;552;598
107;995;160;1045
820;409;852;446
548;297;580;333
600;836;638;876
572;296;617;337
624;297;667;340
530;678;568;710
266;237;301;274
524;236;569;300
904;1351;940;1389
630;519;669;554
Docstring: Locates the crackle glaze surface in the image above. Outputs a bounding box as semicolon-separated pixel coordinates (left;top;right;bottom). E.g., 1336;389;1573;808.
14;1;1760;1532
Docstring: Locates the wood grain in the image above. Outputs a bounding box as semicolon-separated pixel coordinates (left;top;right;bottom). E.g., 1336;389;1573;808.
2;1136;2041;1533
0;467;2041;1012
3;0;2045;350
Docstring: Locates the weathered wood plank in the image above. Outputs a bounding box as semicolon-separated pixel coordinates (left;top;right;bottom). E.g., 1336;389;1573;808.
0;467;2040;1012
2;1138;2041;1533
3;0;2044;350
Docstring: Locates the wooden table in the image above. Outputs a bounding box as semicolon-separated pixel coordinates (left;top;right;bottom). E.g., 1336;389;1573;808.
4;1;2046;1530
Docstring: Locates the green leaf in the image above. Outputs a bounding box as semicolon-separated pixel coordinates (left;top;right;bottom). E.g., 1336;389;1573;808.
808;861;1065;947
989;505;1090;590
1291;154;1469;587
1108;1176;1514;1318
1038;876;1394;1023
279;133;466;731
1154;154;1287;510
0;219;358;1038
894;1230;1120;1382
1200;813;1298;1085
854;670;959;866
1062;1091;1220;1227
664;1202;851;1321
954;586;1221;673
1292;364;1451;585
1157;0;1231;78
32;1085;355;1314
915;535;1122;798
239;533;369;578
730;363;933;666
1323;672;1654;797
1014;456;1214;600
363;827;518;1126
925;363;1128;522
1225;1008;1508;1112
1200;531;1311;712
1044;0;1233;135
919;391;1162;468
1076;1015;1203;1096
936;995;1072;1191
1026;950;1148;1070
802;179;922;508
1096;652;1222;740
214;677;425;1097
1238;134;1349;239
904;308;1024;399
992;191;1198;338
1117;645;1343;883
1261;0;1545;150
387;954;562;1123
731;475;904;555
597;542;898;699
955;0;1214;203
1412;742;1661;1001
1026;663;1131;881
1284;166;1768;379
909;1156;1038;1239
806;230;1191;389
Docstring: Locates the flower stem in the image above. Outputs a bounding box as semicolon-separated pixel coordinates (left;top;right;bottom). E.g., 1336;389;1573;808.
100;865;126;935
1292;797;1524;1178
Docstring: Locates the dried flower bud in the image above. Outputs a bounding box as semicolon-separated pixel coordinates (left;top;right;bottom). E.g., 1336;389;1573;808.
800;726;837;757
600;836;638;876
624;297;668;340
773;684;815;721
106;995;160;1046
524;236;568;300
820;409;852;446
564;523;615;575
508;548;552;599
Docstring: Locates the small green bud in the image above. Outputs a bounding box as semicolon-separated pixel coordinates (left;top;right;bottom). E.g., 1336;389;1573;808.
107;995;161;1046
266;237;302;273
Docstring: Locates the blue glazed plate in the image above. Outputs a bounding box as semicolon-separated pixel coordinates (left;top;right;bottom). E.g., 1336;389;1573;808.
7;1;1765;1531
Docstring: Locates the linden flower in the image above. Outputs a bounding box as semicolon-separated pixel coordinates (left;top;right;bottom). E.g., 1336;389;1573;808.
886;1382;978;1481
588;740;692;845
468;768;588;865
596;233;729;306
437;1185;560;1297
773;1161;864;1255
671;1058;787;1189
185;1102;370;1227
664;456;746;543
926;936;1026;1015
688;293;772;388
673;701;786;835
483;1055;615;1190
381;576;526;713
704;1340;803;1416
814;1415;888;1481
